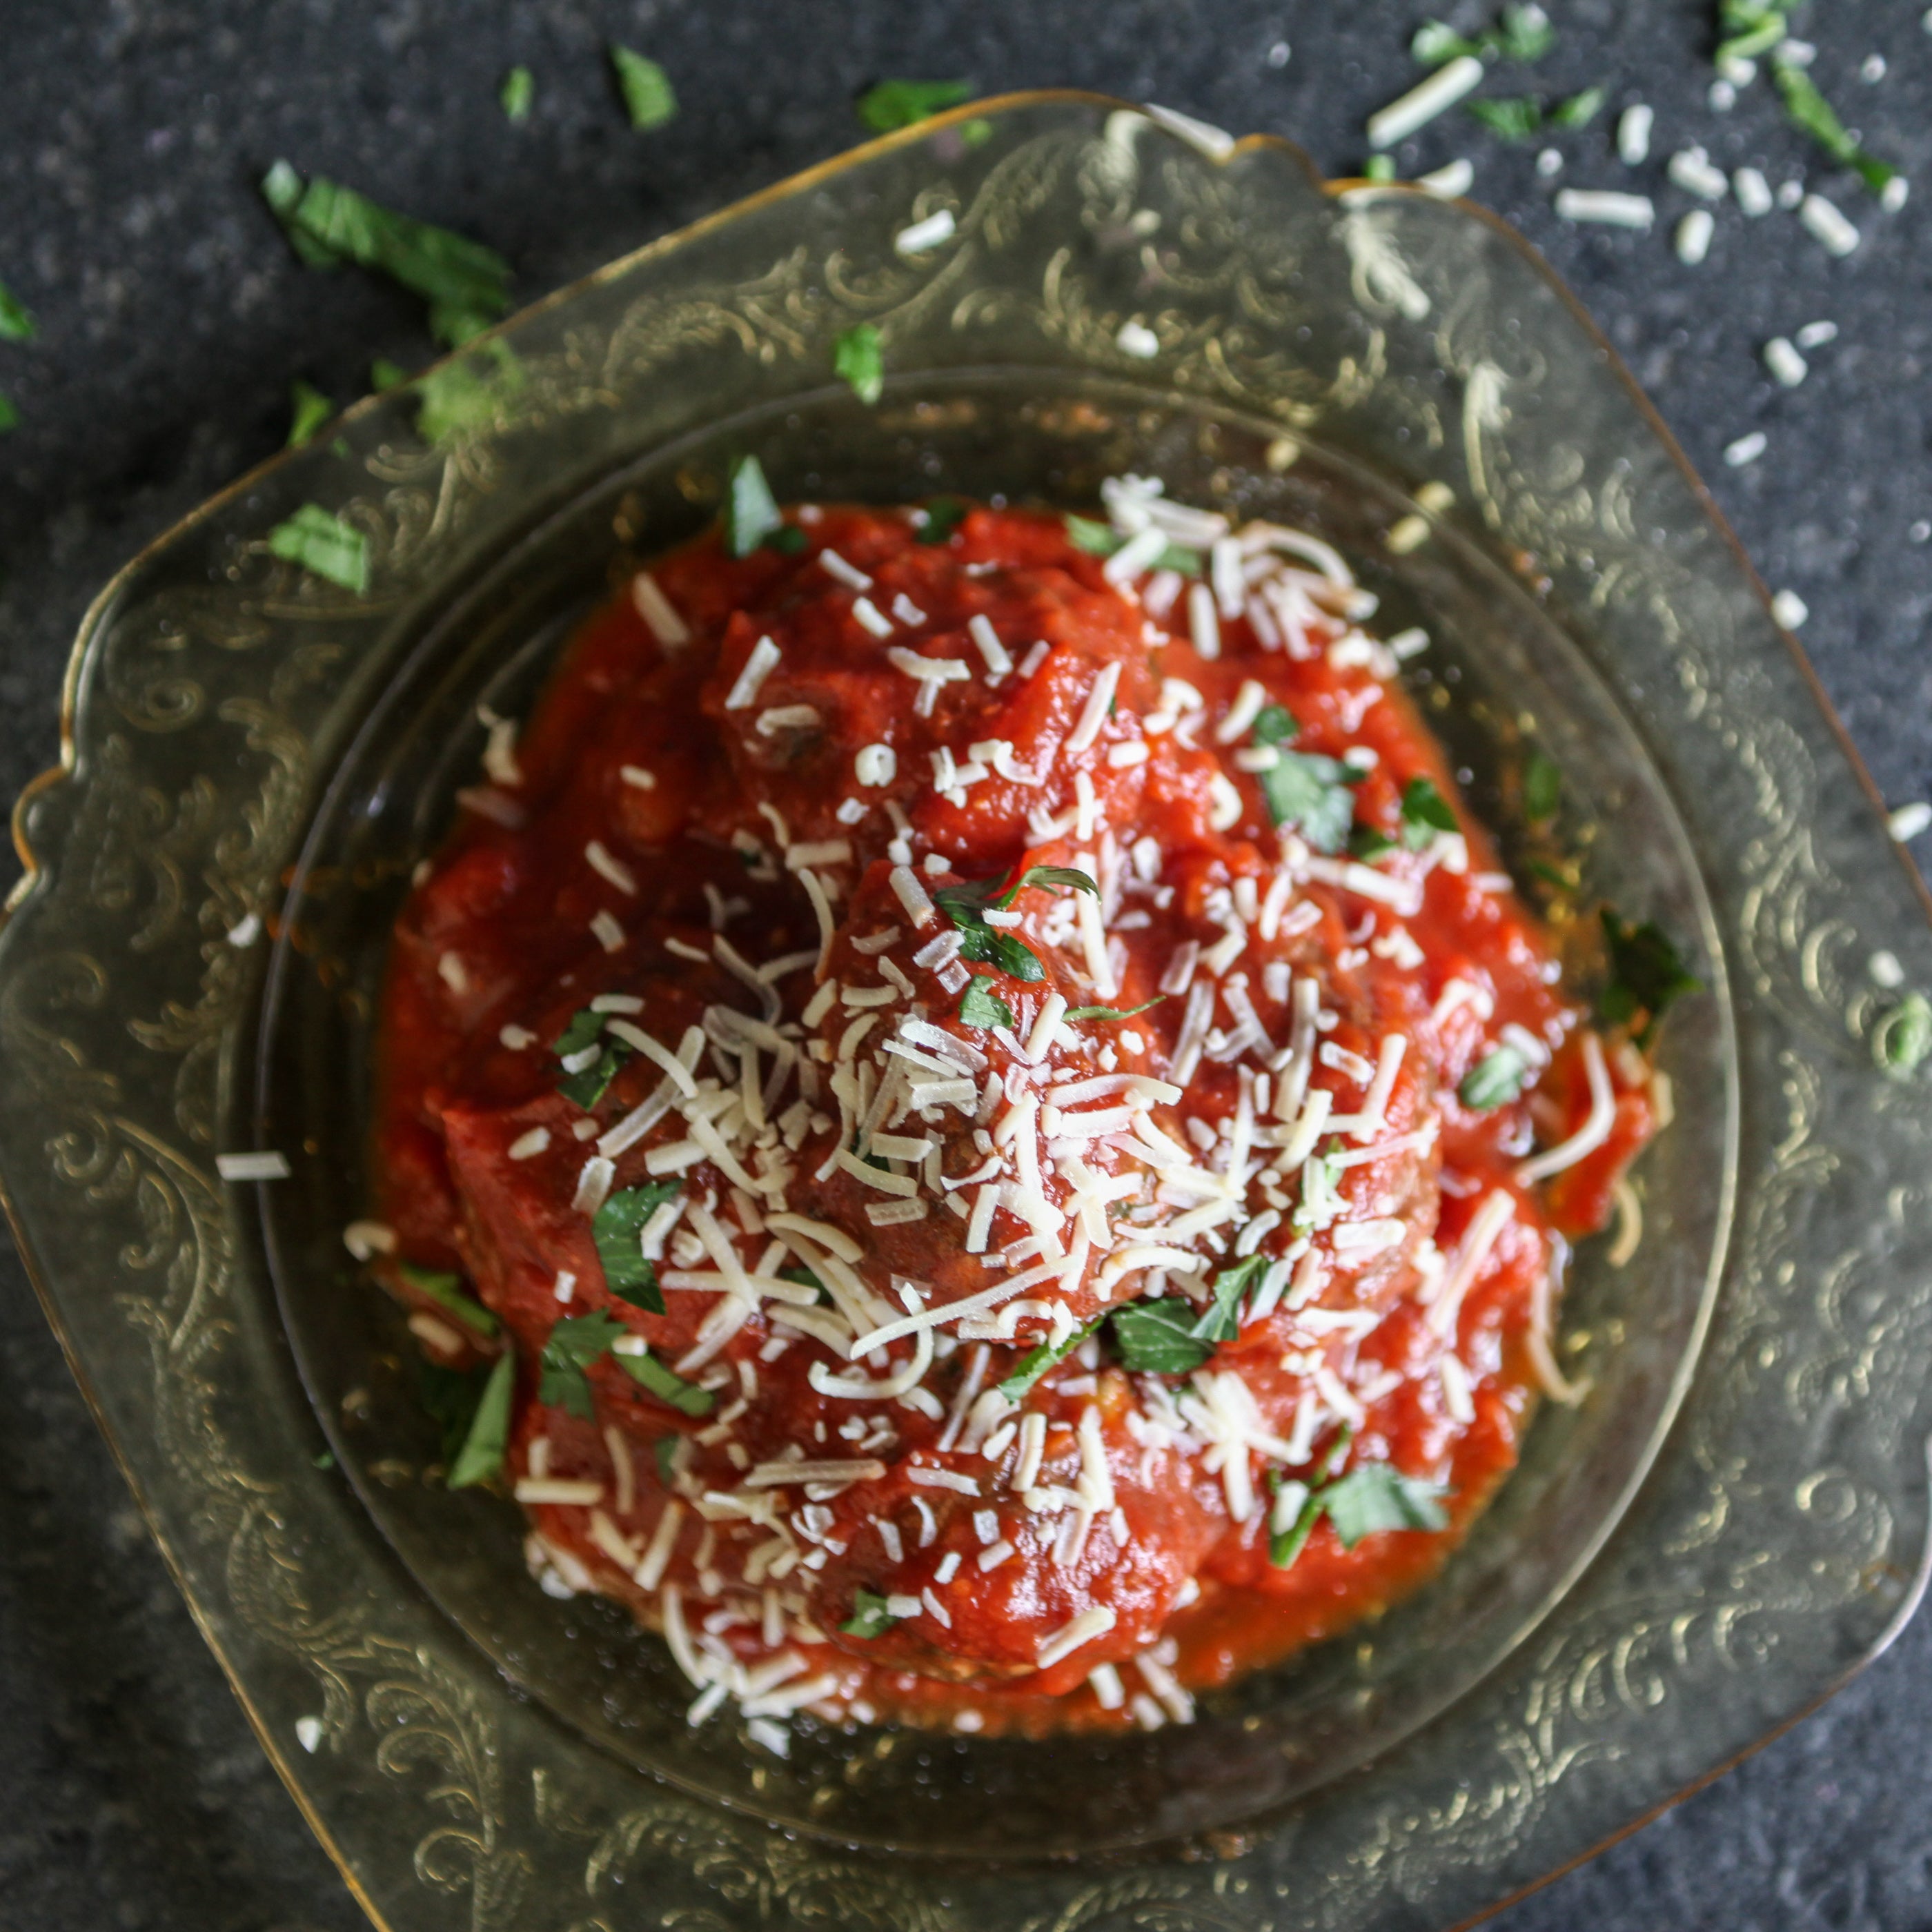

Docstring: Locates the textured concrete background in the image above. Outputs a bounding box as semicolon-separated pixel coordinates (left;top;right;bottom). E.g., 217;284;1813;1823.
2;1;1930;1926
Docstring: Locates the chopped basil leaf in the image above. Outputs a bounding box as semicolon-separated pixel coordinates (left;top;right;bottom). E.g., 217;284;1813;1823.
1399;775;1458;849
415;340;524;445
268;504;370;593
1772;59;1897;197
0;278;35;342
420;1359;488;1463
724;453;782;558
1412;21;1485;63
1349;824;1395;862
1363;155;1398;184
1320;1464;1450;1546
553;1008;606;1057
834;323;885;404
260;162;511;348
593;1182;679;1313
840;1587;901;1637
1063;513;1202;576
856;79;974;134
446;1351;516;1488
1466;96;1543;141
998;1314;1103;1400
1110;1298;1214;1375
1259;750;1354;854
653;1435;680;1485
1268;1425;1352;1567
1291;1150;1343;1236
1492;2;1555;61
934;865;1096;983
616;1346;714;1417
1523;749;1561;822
559;1038;631;1110
918;495;969;543
1550;86;1605;128
779;1263;827;1300
996;865;1099;909
1065;996;1165;1023
371;356;411;392
1414;3;1551;66
1599;909;1702;1047
1252;703;1299;747
1191;1253;1264;1345
765;524;808;555
1459;1045;1528;1110
539;1310;627;1419
1875;993;1932;1079
959;978;1016;1030
400;1261;500;1338
500;65;534;123
1715;0;1786;66
610;46;678;130
287;379;333;448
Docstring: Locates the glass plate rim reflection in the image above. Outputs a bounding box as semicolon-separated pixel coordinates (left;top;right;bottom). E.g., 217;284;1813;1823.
253;368;1735;1857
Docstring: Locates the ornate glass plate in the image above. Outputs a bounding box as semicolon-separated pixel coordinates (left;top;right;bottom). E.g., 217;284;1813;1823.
5;92;1931;1931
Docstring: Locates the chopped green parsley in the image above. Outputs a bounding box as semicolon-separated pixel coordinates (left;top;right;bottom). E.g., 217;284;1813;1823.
593;1181;680;1313
267;504;370;594
856;79;974;133
724;453;782;557
834;323;885;404
500;66;534;124
445;1352;516;1488
610;47;678;130
1598;909;1702;1047
1459;1044;1528;1110
840;1587;901;1637
261;160;511;349
286;379;333;448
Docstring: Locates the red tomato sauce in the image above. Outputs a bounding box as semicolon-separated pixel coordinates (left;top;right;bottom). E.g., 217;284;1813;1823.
371;498;1657;1737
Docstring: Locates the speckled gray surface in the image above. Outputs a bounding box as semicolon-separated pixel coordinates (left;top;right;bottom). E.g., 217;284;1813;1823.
2;3;1930;1927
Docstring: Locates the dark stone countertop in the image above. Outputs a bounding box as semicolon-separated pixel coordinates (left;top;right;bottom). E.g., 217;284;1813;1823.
1;2;1929;1927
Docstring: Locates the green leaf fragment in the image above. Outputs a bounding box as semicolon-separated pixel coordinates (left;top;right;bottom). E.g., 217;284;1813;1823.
1551;86;1606;128
1466;96;1543;141
370;356;411;392
1252;703;1299;747
856;79;974;134
0;277;37;342
724;453;782;558
616;1346;715;1417
593;1182;680;1314
399;1261;500;1338
268;503;370;593
553;1008;607;1057
286;379;333;447
1399;774;1459;849
611;46;678;130
1348;824;1395;862
0;391;17;433
1268;1426;1351;1568
1772;60;1897;197
996;865;1100;909
1716;0;1787;66
1599;909;1702;1046
840;1587;901;1637
1523;750;1561;822
1873;993;1932;1078
500;65;534;123
765;524;808;554
918;495;969;543
1064;996;1165;1023
1259;749;1355;854
959;978;1016;1030
1363;155;1398;184
260;161;511;348
446;1351;516;1488
998;1314;1103;1401
1191;1253;1265;1345
1320;1464;1451;1546
1110;1299;1214;1375
1459;1045;1528;1110
539;1310;627;1419
1063;513;1202;576
415;339;524;445
834;323;884;404
1493;3;1555;61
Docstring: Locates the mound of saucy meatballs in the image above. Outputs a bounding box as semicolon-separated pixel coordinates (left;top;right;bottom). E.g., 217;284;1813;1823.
366;473;1662;1742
